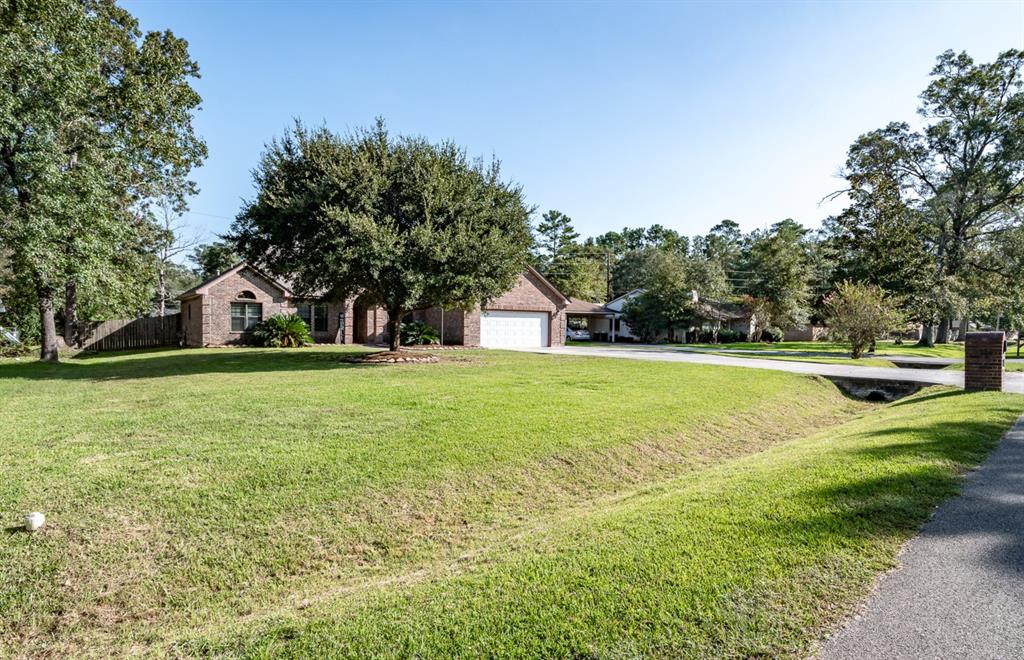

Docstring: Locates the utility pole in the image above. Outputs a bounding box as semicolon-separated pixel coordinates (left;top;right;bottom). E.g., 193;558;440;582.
605;249;612;302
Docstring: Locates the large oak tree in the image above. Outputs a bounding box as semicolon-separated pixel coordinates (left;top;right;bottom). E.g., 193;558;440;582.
0;0;206;360
835;49;1024;344
230;121;533;352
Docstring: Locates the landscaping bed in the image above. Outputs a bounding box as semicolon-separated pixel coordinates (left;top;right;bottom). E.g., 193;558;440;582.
342;350;440;364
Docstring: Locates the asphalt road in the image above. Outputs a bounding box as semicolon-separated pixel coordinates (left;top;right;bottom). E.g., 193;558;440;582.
819;414;1024;659
521;345;1024;394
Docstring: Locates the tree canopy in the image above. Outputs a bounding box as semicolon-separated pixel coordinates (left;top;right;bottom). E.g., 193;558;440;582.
190;242;240;280
829;48;1024;344
230;120;533;351
0;0;206;360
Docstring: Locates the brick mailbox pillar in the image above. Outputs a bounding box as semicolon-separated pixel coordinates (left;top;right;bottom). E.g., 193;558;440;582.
965;331;1005;392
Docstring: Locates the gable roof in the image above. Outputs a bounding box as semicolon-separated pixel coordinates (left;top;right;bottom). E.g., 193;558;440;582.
699;299;752;321
605;288;645;307
565;299;613;315
177;262;294;300
524;265;570;304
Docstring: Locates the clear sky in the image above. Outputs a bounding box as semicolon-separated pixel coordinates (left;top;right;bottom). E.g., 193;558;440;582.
124;0;1024;246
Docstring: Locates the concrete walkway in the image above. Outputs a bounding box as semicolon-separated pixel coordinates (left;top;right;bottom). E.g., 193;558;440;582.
520;345;1024;393
820;414;1024;659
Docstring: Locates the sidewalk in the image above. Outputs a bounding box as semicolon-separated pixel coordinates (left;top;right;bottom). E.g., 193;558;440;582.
820;414;1024;659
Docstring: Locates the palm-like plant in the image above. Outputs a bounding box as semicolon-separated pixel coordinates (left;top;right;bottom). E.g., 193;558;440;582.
399;320;440;346
253;314;315;348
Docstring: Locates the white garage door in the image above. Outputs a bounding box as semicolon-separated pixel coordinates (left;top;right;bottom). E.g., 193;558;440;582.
479;311;549;348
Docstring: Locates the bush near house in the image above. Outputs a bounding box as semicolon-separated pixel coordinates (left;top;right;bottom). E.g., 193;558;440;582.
252;314;315;348
400;320;441;346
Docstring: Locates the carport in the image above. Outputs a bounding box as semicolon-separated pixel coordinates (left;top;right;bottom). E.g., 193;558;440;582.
565;299;618;342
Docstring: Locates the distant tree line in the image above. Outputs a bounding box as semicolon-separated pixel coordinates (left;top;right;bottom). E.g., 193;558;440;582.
531;212;821;341
532;48;1024;346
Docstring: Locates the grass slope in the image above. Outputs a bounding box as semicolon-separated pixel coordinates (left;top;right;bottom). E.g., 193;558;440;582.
193;389;1022;658
2;347;865;655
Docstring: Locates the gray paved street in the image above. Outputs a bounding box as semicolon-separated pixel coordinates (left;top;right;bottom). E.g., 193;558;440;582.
520;345;1024;393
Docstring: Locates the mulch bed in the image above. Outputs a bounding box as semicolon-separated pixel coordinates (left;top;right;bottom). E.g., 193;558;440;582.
343;350;440;364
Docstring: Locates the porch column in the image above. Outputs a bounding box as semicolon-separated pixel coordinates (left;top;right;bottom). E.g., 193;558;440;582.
610;314;616;343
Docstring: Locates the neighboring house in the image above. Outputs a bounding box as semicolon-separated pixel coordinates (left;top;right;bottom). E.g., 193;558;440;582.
177;262;568;349
783;325;829;342
567;288;759;343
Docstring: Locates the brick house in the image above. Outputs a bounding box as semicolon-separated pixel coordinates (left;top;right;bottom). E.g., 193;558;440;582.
177;262;567;348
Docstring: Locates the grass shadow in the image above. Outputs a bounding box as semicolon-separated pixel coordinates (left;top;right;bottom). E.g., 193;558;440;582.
0;347;385;382
759;407;1024;576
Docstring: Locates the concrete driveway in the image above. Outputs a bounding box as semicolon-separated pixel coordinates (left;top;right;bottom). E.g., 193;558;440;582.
519;345;1024;394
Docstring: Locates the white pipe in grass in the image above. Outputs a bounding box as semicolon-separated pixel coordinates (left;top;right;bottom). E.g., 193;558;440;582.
24;512;45;531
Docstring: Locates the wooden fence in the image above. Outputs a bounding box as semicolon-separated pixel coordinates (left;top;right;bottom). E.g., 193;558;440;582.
80;314;181;352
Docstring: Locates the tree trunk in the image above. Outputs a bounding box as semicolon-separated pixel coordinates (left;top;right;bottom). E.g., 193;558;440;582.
917;323;935;347
157;264;167;317
387;307;402;352
936;319;950;344
39;290;59;362
64;280;78;347
956;318;970;341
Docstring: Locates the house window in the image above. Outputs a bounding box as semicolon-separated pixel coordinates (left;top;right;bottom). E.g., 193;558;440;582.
297;303;328;333
230;302;262;332
237;290;257;300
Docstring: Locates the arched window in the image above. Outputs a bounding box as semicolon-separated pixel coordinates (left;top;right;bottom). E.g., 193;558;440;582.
237;290;257;300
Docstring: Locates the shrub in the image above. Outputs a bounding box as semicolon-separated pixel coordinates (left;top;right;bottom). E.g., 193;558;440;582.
760;326;785;343
717;328;745;343
253;314;315;348
824;281;903;359
400;320;440;346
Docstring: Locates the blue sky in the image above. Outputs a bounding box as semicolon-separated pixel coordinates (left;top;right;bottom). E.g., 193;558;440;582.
125;0;1023;246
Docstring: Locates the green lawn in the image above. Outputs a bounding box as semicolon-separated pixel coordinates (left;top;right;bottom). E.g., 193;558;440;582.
1;347;1020;657
703;351;897;368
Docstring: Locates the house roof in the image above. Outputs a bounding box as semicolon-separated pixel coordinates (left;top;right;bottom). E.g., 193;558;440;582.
177;262;294;300
605;288;645;307
565;299;614;315
524;265;571;305
698;299;751;321
178;261;570;306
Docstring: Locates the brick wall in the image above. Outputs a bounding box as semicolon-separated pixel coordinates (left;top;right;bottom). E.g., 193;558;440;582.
409;271;567;347
202;270;291;346
181;298;204;347
180;266;392;347
475;269;567;347
965;331;1004;392
407;308;467;345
